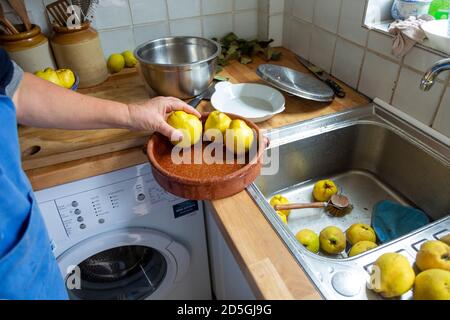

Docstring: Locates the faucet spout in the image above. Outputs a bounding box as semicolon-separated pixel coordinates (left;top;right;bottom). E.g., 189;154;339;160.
420;58;450;91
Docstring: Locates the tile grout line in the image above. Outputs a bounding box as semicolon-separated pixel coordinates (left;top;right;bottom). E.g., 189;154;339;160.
329;0;345;78
199;0;204;37
125;0;136;48
430;74;450;126
165;0;172;35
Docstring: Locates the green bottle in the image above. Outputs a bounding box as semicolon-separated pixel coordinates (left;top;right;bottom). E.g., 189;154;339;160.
429;0;450;19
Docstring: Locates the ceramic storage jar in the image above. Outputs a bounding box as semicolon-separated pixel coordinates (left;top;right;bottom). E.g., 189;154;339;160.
0;25;56;73
51;21;108;88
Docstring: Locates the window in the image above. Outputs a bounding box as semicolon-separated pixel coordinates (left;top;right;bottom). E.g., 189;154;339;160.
363;0;449;55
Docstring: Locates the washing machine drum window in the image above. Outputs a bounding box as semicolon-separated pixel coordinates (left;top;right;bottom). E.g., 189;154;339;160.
69;246;167;300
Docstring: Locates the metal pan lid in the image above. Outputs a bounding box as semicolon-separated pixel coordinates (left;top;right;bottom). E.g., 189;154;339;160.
256;64;335;102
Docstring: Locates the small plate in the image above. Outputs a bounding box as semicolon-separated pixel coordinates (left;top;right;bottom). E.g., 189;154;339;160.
211;81;285;123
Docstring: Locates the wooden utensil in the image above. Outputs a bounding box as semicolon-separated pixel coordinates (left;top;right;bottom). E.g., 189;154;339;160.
7;0;31;31
275;194;353;217
46;0;70;27
0;24;12;35
0;2;19;34
69;0;92;23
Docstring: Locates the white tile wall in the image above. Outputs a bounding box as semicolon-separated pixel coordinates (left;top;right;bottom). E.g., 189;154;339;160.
367;30;400;61
309;27;337;73
270;0;284;14
292;0;315;23
392;67;444;125
202;0;233;15
432;88;450;137
2;0;449;138
289;17;312;59
268;14;284;46
236;0;259;11
129;0;167;24
170;18;202;37
235;10;259;39
313;0;341;34
98;27;135;58
95;0;132;29
338;0;368;46
404;47;448;81
133;22;169;45
167;0;201;20
359;51;399;102
332;38;364;88
203;14;233;39
283;0;450;138
265;0;284;46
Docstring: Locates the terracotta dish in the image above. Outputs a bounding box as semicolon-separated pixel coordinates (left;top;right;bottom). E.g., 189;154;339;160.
147;113;265;200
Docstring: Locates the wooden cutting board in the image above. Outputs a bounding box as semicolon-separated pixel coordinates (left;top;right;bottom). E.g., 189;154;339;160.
19;69;153;170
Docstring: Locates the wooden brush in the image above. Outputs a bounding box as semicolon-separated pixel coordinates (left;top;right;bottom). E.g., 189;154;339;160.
274;194;353;217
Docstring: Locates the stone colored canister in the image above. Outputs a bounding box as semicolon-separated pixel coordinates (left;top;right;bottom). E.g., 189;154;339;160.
0;25;56;73
51;21;108;88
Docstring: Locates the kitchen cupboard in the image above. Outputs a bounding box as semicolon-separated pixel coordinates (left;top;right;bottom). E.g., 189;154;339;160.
205;202;256;300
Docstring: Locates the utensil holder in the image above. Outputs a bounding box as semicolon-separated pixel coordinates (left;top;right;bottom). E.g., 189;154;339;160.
0;24;56;73
50;21;108;88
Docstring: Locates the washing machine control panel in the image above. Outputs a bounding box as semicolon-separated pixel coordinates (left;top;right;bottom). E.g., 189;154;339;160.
53;173;179;238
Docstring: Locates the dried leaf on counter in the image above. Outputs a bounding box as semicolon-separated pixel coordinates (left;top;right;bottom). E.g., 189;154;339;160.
214;32;281;73
214;75;229;82
240;56;252;65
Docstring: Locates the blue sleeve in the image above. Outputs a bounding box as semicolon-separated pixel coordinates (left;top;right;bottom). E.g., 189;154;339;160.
0;49;14;96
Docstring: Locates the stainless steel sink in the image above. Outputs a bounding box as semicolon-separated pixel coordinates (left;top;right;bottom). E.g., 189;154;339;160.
248;103;450;300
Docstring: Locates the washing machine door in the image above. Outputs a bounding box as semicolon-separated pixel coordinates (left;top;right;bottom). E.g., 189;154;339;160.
57;228;190;300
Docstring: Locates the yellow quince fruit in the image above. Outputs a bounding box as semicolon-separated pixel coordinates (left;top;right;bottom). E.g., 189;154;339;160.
122;50;138;68
277;213;288;225
369;253;415;298
348;240;378;257
414;269;450;300
167;111;203;148
415;240;450;272
346;223;377;245
56;69;76;89
224;119;254;155
35;68;63;87
319;226;346;255
269;194;290;217
204;111;232;142
107;53;125;73
313;179;338;202
296;229;320;253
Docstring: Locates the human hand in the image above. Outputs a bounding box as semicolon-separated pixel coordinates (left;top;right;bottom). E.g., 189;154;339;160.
127;97;201;141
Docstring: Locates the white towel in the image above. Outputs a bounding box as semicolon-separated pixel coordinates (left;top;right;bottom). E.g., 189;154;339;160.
388;15;435;58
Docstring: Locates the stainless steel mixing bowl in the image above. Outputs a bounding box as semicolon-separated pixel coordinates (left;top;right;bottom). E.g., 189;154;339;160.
135;37;221;99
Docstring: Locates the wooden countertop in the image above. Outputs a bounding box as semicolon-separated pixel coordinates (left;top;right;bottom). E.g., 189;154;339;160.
23;48;369;300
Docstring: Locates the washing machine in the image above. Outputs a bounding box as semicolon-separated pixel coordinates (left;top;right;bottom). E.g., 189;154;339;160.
35;163;212;300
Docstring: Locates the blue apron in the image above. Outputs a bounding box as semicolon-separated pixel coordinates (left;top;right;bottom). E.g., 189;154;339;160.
0;95;68;300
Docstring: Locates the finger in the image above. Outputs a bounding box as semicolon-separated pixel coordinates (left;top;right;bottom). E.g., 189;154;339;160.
167;98;202;118
158;122;183;141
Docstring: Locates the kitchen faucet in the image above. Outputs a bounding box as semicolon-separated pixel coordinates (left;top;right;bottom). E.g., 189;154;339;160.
420;58;450;91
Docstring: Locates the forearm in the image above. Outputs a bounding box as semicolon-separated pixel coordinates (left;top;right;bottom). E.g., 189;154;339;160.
13;73;131;130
